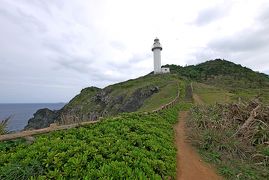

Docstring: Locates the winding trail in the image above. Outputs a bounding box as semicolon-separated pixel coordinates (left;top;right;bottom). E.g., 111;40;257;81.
175;111;222;180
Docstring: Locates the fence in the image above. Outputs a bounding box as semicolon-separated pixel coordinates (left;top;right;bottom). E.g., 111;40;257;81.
151;86;180;113
0;83;180;141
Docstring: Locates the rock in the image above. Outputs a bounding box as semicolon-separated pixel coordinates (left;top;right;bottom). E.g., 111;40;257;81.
93;88;112;105
24;108;59;130
150;86;159;93
113;95;125;104
120;86;159;112
87;112;99;121
24;85;160;130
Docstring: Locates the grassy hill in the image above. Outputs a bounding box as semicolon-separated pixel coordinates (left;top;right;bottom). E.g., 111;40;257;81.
164;59;269;103
25;74;180;130
63;74;180;116
165;59;269;88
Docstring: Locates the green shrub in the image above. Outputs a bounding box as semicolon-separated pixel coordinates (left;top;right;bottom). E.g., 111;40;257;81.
0;106;180;179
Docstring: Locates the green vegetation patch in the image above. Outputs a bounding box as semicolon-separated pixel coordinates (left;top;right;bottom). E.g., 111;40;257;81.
165;59;269;104
139;79;180;112
165;59;269;89
0;106;180;179
193;82;269;104
230;88;269;103
192;82;233;104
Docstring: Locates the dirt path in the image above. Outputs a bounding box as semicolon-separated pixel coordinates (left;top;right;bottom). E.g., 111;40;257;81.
175;111;222;180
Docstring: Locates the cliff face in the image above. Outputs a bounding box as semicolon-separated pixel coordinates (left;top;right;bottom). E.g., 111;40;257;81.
59;85;159;122
24;74;177;130
24;108;60;130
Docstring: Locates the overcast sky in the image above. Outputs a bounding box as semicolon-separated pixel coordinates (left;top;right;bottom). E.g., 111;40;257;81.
1;0;269;103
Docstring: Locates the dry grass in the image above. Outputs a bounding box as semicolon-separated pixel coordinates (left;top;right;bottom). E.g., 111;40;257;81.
186;98;269;179
0;116;11;135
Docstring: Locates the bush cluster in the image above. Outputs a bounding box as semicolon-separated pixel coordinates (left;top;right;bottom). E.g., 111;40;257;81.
0;106;179;179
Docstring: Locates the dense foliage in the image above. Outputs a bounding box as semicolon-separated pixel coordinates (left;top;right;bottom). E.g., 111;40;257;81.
164;59;269;88
0;106;180;179
186;102;269;179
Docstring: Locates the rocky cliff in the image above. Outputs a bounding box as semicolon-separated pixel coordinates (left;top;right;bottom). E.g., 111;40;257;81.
24;74;177;130
24;108;60;130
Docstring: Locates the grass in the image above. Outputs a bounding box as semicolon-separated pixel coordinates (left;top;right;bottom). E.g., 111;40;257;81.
62;86;101;113
138;80;179;112
192;82;269;104
192;82;233;104
186;104;269;180
230;88;269;103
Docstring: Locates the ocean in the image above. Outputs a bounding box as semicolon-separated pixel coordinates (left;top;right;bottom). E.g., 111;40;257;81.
0;103;65;132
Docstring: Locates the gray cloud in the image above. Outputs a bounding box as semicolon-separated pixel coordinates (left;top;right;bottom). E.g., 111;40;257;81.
42;41;68;55
0;1;114;102
207;5;269;54
0;6;47;33
209;29;269;53
259;5;269;23
190;6;269;72
193;3;231;26
110;41;126;50
128;53;151;64
1;0;269;103
25;0;63;15
55;56;92;73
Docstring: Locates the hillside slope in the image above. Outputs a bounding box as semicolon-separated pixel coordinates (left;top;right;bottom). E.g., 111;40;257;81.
164;59;269;103
25;74;180;130
25;59;269;130
164;59;269;89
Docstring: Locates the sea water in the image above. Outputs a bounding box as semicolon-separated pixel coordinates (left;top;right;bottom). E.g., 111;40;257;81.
0;103;65;132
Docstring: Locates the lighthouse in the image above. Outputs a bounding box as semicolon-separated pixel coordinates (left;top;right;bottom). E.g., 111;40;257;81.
152;38;170;74
152;38;162;74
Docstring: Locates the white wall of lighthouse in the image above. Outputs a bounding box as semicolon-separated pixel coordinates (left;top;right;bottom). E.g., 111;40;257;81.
153;48;161;73
152;38;163;74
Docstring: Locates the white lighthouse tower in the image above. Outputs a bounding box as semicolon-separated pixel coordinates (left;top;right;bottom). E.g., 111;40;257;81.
152;38;170;74
152;38;162;74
